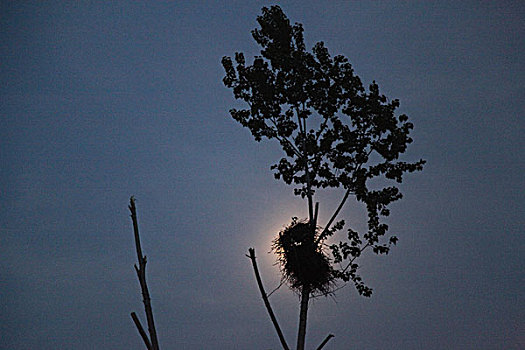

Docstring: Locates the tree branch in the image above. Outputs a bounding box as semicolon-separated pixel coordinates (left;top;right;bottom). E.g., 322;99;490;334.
267;280;285;298
315;147;374;245
129;197;160;350
268;116;302;157
341;243;371;274
131;312;153;350
247;248;290;350
316;146;376;245
313;202;319;227
316;334;335;350
295;107;314;224
315;115;330;143
316;188;352;244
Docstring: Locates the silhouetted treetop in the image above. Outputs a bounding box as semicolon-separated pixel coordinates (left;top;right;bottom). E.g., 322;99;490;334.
222;5;424;209
223;5;425;349
224;0;426;298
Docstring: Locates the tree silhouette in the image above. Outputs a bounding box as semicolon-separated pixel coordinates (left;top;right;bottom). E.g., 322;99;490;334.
222;6;425;350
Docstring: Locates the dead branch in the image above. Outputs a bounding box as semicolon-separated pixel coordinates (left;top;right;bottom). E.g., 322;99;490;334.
131;312;153;350
129;197;160;350
316;333;335;350
247;248;290;350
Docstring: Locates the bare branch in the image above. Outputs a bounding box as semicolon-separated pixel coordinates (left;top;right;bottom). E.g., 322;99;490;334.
129;196;145;266
130;312;153;350
316;188;351;244
267;280;285;298
316;334;335;350
129;197;160;350
247;248;290;350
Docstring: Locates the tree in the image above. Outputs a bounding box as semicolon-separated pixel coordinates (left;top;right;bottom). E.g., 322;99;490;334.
222;6;425;350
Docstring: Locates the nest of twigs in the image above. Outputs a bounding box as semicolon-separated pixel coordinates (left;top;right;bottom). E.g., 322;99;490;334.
272;219;334;294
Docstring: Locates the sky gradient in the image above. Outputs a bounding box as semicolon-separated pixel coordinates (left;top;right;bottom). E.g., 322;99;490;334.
1;1;524;349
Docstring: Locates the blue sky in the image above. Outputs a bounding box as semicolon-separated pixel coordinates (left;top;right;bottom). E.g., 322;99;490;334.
1;1;524;349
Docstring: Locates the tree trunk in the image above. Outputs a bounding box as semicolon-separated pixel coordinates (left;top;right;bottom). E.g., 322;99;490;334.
296;286;311;350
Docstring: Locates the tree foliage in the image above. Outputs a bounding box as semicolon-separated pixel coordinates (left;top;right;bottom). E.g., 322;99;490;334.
222;5;425;296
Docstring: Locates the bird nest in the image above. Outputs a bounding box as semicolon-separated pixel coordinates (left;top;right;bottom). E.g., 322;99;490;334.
272;219;334;294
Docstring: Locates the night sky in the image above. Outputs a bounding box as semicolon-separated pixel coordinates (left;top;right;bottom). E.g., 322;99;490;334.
1;1;524;349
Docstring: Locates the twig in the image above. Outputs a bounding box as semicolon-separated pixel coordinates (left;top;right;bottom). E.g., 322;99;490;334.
316;189;351;244
316;334;335;350
247;248;290;350
129;197;160;350
341;243;370;274
131;312;153;350
267;280;285;298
